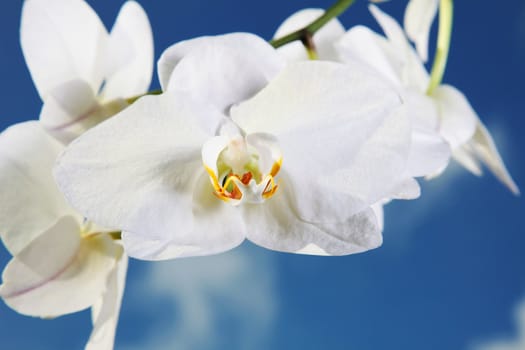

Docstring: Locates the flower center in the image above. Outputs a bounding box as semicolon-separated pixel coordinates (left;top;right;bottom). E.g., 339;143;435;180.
202;133;282;205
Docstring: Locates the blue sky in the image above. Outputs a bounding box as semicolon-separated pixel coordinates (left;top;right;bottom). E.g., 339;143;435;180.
0;1;524;349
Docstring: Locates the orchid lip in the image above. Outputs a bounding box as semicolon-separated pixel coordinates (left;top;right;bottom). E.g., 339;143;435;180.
202;132;282;205
204;157;281;205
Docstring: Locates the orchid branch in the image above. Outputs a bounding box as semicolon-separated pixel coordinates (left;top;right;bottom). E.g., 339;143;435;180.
427;0;453;95
269;0;356;49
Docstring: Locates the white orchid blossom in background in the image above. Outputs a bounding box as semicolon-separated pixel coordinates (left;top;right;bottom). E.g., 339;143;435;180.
55;33;420;261
275;5;518;194
274;8;450;179
0;1;154;349
356;4;519;194
0;122;127;350
21;0;153;144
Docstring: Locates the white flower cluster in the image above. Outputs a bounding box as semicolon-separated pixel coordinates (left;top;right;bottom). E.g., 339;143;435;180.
0;0;518;349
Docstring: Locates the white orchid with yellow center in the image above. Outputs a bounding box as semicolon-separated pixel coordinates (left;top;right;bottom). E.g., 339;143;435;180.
274;3;518;194
0;0;153;349
55;33;420;260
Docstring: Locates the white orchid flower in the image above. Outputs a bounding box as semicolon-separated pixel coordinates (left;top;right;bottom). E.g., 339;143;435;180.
55;33;420;260
343;5;519;194
274;6;518;194
21;0;154;144
0;122;127;350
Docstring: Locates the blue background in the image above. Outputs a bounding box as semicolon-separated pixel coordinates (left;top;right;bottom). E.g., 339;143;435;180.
0;1;524;349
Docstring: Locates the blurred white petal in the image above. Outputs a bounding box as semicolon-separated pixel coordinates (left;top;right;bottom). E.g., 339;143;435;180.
469;121;519;195
404;0;439;62
0;216;121;318
432;84;478;150
0;122;78;255
369;4;429;92
21;0;107;98
87;252;128;350
101;1;154;101
39;79;123;144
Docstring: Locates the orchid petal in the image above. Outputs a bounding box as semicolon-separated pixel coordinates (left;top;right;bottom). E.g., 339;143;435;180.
87;252;128;350
273;8;345;61
326;104;420;202
55;92;244;260
369;4;429;92
162;34;284;113
21;0;107;99
404;90;451;176
408;128;450;177
157;33;283;91
101;1;154;101
469;121;520;195
404;0;439;62
432;84;477;149
202;136;230;179
452;146;482;176
55;91;211;229
0;122;78;255
231;61;399;137
336;25;402;86
122;173;245;260
39;79;116;145
243;181;381;256
0;216;121;318
231;61;415;220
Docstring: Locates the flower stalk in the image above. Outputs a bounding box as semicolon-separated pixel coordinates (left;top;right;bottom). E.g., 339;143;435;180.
301;32;319;60
427;0;453;95
269;0;356;49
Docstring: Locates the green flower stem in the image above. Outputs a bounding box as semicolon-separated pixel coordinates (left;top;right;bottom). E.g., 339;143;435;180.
427;0;454;95
269;0;356;49
126;89;162;104
302;32;319;60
